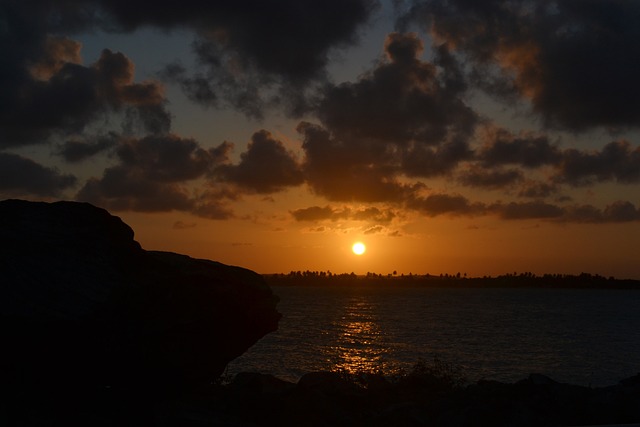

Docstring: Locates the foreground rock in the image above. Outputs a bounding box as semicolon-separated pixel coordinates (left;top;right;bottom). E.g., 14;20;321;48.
0;199;280;395
176;371;640;427
22;369;635;427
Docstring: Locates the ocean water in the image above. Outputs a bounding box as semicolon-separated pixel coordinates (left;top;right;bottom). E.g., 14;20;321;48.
227;285;640;386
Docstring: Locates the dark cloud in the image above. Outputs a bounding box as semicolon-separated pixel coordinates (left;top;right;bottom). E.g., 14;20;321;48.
298;32;477;202
191;191;236;220
298;122;420;202
401;138;473;178
0;42;170;147
477;127;561;168
215;130;304;193
290;205;396;223
317;32;476;148
76;134;230;214
401;0;640;130
2;0;638;228
517;181;558;199
2;0;378;121
291;206;336;222
146;0;379;117
57;133;119;162
490;201;564;220
559;204;604;223
561;201;640;223
101;0;375;80
0;3;169;148
405;191;640;224
77;168;194;212
29;36;83;81
352;207;396;223
603;200;640;222
555;140;640;186
457;166;523;189
115;134;215;182
407;193;484;217
0;152;76;197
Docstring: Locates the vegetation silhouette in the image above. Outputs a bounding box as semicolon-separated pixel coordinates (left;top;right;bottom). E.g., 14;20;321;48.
265;271;640;289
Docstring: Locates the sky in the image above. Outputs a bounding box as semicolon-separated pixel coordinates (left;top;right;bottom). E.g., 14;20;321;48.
2;0;640;278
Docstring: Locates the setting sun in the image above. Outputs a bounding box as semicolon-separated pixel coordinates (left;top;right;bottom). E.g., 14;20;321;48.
352;242;366;255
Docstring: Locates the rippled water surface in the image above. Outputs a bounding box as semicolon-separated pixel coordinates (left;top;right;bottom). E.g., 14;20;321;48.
227;286;640;386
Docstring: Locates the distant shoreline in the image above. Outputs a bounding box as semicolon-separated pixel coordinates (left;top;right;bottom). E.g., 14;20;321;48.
264;272;640;289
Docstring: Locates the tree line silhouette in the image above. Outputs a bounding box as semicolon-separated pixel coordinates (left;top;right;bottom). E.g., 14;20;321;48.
263;271;640;289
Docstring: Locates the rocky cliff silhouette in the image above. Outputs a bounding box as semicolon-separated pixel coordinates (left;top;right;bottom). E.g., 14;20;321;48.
0;199;280;395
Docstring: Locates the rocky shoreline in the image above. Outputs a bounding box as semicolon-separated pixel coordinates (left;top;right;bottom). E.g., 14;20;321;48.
3;368;639;426
182;370;640;427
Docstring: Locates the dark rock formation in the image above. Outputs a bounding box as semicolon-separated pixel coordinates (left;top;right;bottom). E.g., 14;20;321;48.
0;199;280;395
187;371;640;427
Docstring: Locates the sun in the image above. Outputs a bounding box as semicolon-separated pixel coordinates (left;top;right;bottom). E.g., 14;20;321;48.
352;242;366;255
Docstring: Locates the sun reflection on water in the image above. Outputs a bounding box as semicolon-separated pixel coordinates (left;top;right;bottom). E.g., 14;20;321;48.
328;296;392;374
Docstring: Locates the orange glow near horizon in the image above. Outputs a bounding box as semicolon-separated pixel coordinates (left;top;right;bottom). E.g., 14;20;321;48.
116;210;640;280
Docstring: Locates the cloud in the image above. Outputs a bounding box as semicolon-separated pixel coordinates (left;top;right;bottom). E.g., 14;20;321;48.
317;32;476;151
457;166;523;189
561;201;640;223
400;0;640;130
115;134;215;182
489;200;640;223
468;128;640;194
77;168;194;212
404;190;640;223
407;193;484;217
404;192;640;223
2;1;638;229
477;127;561;168
352;206;396;223
3;0;379;120
298;122;419;202
149;0;378;117
191;189;236;220
291;205;396;223
517;181;558;199
76;134;231;215
0;153;76;197
555;140;640;185
290;206;336;222
490;201;564;220
297;32;478;202
401;138;473;178
364;225;384;234
28;36;83;80
320;32;449;142
215;130;304;193
558;204;603;224
105;0;375;79
603;201;640;222
57;133;119;162
0;24;170;147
